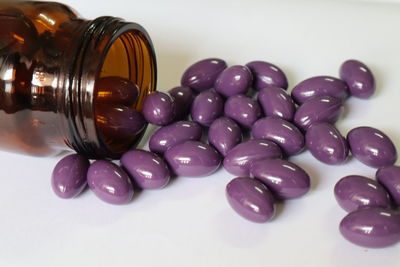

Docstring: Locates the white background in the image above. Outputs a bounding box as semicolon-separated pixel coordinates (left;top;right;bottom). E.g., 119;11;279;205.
1;0;400;266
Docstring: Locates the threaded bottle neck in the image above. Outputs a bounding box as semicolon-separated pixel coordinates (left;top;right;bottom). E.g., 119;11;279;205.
64;16;157;159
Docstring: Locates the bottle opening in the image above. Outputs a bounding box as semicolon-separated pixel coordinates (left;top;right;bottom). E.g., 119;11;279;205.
94;28;157;158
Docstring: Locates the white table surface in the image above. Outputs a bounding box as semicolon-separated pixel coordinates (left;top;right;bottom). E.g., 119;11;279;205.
1;0;400;266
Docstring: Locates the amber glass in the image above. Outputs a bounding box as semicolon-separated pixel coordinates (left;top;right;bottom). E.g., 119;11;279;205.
0;1;157;158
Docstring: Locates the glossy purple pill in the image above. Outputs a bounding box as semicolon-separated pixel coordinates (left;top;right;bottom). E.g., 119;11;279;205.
306;123;349;165
252;117;304;156
340;207;400;248
181;58;227;92
142;91;175;126
340;59;375;99
224;94;262;128
95;76;139;106
164;141;221;177
87;160;134;205
376;166;400;206
214;65;252;97
121;150;170;189
294;95;343;132
226;177;276;223
208;117;242;156
191;90;224;127
169;86;194;120
95;104;146;139
250;159;310;199
257;86;296;121
246;60;288;90
51;154;89;199
334;175;391;212
223;139;282;176
149;121;202;154
291;76;349;104
347;126;397;168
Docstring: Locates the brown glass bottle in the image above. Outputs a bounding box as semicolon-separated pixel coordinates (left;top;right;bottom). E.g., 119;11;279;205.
0;1;157;158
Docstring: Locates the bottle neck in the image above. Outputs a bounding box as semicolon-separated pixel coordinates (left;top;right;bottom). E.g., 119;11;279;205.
63;16;157;159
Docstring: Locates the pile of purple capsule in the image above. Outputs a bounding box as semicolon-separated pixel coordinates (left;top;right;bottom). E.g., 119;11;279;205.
51;57;400;248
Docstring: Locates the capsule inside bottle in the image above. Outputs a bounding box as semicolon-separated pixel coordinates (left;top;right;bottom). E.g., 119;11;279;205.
94;75;145;157
95;76;139;106
93;30;155;157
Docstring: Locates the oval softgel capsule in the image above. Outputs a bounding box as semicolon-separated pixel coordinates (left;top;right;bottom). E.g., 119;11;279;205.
87;160;134;205
340;208;400;248
226;177;276;223
164;141;221;177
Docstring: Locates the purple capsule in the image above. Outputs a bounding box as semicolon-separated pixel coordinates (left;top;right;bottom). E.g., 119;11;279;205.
142;92;175;126
164;141;221;177
224;94;262;128
121;150;170;190
246;60;288;90
226;177;276;223
339;207;400;248
191;90;224;127
214;65;252;97
294;95;343;132
291;76;349;104
347;126;397;168
169;86;194;120
340;59;375;99
51;154;89;199
95;104;146;139
376;166;400;206
181;58;227;92
252;117;304;156
223;139;282;176
87;160;134;205
334;175;391;212
208;117;243;156
306;123;349;165
250;159;310;200
149;121;202;154
257;86;296;121
95;76;139;106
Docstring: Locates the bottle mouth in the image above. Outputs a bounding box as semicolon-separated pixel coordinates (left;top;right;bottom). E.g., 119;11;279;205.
69;17;157;159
